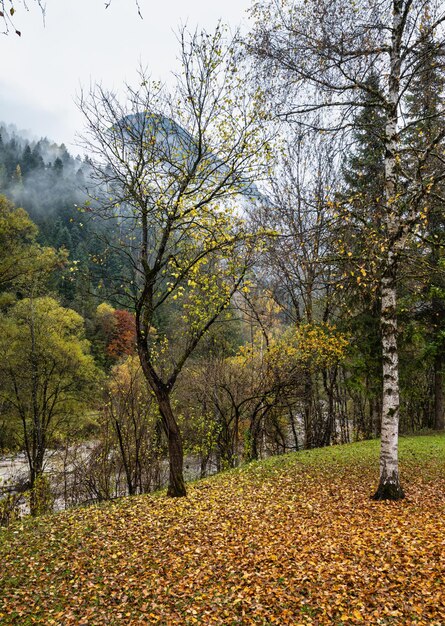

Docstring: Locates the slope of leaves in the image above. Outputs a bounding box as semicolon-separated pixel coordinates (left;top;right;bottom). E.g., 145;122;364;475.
0;434;444;625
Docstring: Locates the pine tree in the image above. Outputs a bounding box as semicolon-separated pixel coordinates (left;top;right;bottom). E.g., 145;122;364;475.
404;16;445;430
53;157;64;177
337;72;387;437
21;144;33;177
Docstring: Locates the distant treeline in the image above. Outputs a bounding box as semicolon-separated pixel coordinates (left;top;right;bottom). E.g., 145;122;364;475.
0;123;123;311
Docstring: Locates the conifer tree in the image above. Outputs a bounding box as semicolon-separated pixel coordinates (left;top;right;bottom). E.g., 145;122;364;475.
404;13;445;430
337;72;387;436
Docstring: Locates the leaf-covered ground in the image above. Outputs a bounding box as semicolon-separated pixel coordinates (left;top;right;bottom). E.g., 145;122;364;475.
1;434;444;625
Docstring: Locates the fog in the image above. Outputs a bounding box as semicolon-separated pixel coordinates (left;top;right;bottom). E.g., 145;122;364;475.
0;0;251;148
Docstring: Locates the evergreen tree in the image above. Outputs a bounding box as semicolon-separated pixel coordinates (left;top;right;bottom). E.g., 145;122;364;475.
404;16;445;430
53;157;64;177
337;72;387;437
31;144;44;170
21;144;34;177
0;133;6;188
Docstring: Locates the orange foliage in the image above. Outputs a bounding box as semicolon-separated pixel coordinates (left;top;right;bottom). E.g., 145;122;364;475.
0;438;444;625
107;309;137;360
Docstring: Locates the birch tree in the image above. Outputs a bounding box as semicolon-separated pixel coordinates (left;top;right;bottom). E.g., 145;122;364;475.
249;0;445;499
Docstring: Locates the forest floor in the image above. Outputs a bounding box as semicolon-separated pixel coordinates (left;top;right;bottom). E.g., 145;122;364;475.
0;433;444;626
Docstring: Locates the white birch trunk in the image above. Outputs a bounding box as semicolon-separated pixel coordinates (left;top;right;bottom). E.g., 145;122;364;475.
374;266;404;498
373;0;405;500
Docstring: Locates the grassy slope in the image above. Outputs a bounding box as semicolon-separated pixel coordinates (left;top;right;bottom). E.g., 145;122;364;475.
0;434;444;626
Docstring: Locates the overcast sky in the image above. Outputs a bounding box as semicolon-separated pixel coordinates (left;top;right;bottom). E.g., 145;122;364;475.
0;0;252;150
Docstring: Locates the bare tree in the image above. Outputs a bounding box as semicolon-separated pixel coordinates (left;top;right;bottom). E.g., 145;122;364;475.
249;128;344;448
254;131;337;322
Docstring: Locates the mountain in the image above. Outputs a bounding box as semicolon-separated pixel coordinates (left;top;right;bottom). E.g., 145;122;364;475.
118;112;262;200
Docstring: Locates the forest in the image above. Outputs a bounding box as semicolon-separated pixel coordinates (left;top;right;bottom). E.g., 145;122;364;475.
1;1;445;625
0;0;444;519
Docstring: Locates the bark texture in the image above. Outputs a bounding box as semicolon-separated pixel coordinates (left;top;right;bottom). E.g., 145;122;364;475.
158;391;187;498
372;270;405;500
373;0;405;501
138;339;187;498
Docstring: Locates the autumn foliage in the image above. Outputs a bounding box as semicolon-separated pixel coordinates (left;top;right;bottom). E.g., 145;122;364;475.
94;303;137;365
0;434;444;625
107;309;137;360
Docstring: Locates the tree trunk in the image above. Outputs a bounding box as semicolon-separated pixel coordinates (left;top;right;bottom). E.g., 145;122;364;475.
434;352;444;430
29;296;45;496
373;0;405;501
113;419;135;496
137;340;186;498
372;269;404;500
287;405;299;451
157;390;187;497
303;370;313;449
245;419;258;462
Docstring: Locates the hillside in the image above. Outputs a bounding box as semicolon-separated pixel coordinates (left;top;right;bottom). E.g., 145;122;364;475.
0;434;444;625
0;122;127;311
